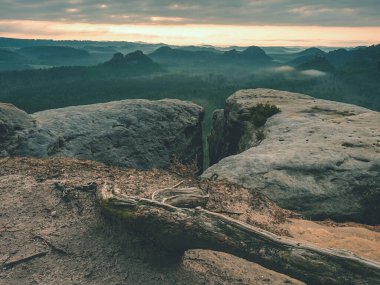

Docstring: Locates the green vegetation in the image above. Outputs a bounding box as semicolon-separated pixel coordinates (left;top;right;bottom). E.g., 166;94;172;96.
0;44;379;166
255;129;265;142
250;103;281;127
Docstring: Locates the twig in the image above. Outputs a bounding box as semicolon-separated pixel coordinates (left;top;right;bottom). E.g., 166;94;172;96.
214;210;244;215
32;234;69;255
172;180;185;188
3;251;48;270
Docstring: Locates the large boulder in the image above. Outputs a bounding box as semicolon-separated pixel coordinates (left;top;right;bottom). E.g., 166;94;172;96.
204;89;380;224
0;99;204;169
0;102;42;156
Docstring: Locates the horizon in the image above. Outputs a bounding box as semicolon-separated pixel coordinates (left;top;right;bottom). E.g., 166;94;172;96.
1;1;380;47
1;32;379;49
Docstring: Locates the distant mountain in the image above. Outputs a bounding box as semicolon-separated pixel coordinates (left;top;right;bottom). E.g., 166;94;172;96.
241;46;273;61
18;46;90;63
287;48;326;66
103;51;152;65
150;46;183;58
0;50;163;95
151;45;272;66
261;47;302;54
325;49;354;68
0;48;29;71
294;47;326;57
222;46;273;65
222;49;240;60
83;46;117;53
295;44;380;71
0;37;134;49
343;44;380;70
101;50;162;74
297;54;335;72
0;48;26;63
150;46;220;62
0;37;55;48
179;45;222;53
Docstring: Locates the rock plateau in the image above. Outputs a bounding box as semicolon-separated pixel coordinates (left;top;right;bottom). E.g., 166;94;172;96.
204;88;380;224
0;99;204;169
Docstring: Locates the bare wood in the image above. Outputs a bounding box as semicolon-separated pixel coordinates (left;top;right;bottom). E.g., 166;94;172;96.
152;187;209;208
98;184;380;285
213;210;244;215
3;251;48;269
32;233;69;255
172;180;185;188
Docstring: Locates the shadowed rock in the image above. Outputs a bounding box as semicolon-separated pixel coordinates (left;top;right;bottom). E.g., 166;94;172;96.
0;99;204;169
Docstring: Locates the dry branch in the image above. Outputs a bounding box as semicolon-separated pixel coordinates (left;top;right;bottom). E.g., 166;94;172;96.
3;251;48;270
98;184;380;285
32;233;69;255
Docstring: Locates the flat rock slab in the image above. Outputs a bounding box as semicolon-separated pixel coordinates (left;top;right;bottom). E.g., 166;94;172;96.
0;99;204;169
204;88;380;223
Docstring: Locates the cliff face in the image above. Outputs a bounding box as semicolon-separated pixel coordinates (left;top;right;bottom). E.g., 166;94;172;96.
0;99;204;170
204;88;380;224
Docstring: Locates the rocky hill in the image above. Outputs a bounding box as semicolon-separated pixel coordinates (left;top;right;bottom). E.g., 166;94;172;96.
293;47;326;57
150;46;219;61
102;50;161;70
0;99;204;169
290;44;380;71
205;89;380;224
150;45;272;66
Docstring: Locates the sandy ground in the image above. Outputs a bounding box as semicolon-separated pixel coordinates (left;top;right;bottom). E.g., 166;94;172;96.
284;219;380;262
1;157;379;284
0;157;303;285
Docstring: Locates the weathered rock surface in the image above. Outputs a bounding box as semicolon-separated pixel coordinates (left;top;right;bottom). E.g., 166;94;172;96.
0;103;37;156
0;99;204;169
0;157;306;285
204;88;380;223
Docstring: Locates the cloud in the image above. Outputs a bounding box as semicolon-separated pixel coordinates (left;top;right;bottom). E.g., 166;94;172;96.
0;19;379;46
300;70;327;77
0;0;379;26
274;66;295;72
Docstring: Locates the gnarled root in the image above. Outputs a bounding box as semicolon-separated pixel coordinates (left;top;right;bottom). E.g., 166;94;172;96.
98;183;380;285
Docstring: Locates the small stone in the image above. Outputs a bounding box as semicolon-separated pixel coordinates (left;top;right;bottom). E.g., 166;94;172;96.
51;211;57;217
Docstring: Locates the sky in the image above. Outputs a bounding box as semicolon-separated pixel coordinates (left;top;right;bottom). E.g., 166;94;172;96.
0;0;379;46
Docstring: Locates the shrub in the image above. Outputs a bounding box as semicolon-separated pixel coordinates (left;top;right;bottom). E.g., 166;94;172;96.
255;129;265;142
250;103;281;127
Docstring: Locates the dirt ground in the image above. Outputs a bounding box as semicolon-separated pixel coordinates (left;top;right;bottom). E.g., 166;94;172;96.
0;157;304;285
1;157;379;284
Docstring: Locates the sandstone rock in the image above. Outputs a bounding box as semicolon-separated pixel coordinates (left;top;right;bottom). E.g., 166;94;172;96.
183;250;305;285
204;88;380;224
0;102;38;156
0;99;204;169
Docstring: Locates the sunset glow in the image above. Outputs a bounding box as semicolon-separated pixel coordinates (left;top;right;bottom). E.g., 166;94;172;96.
1;20;379;47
